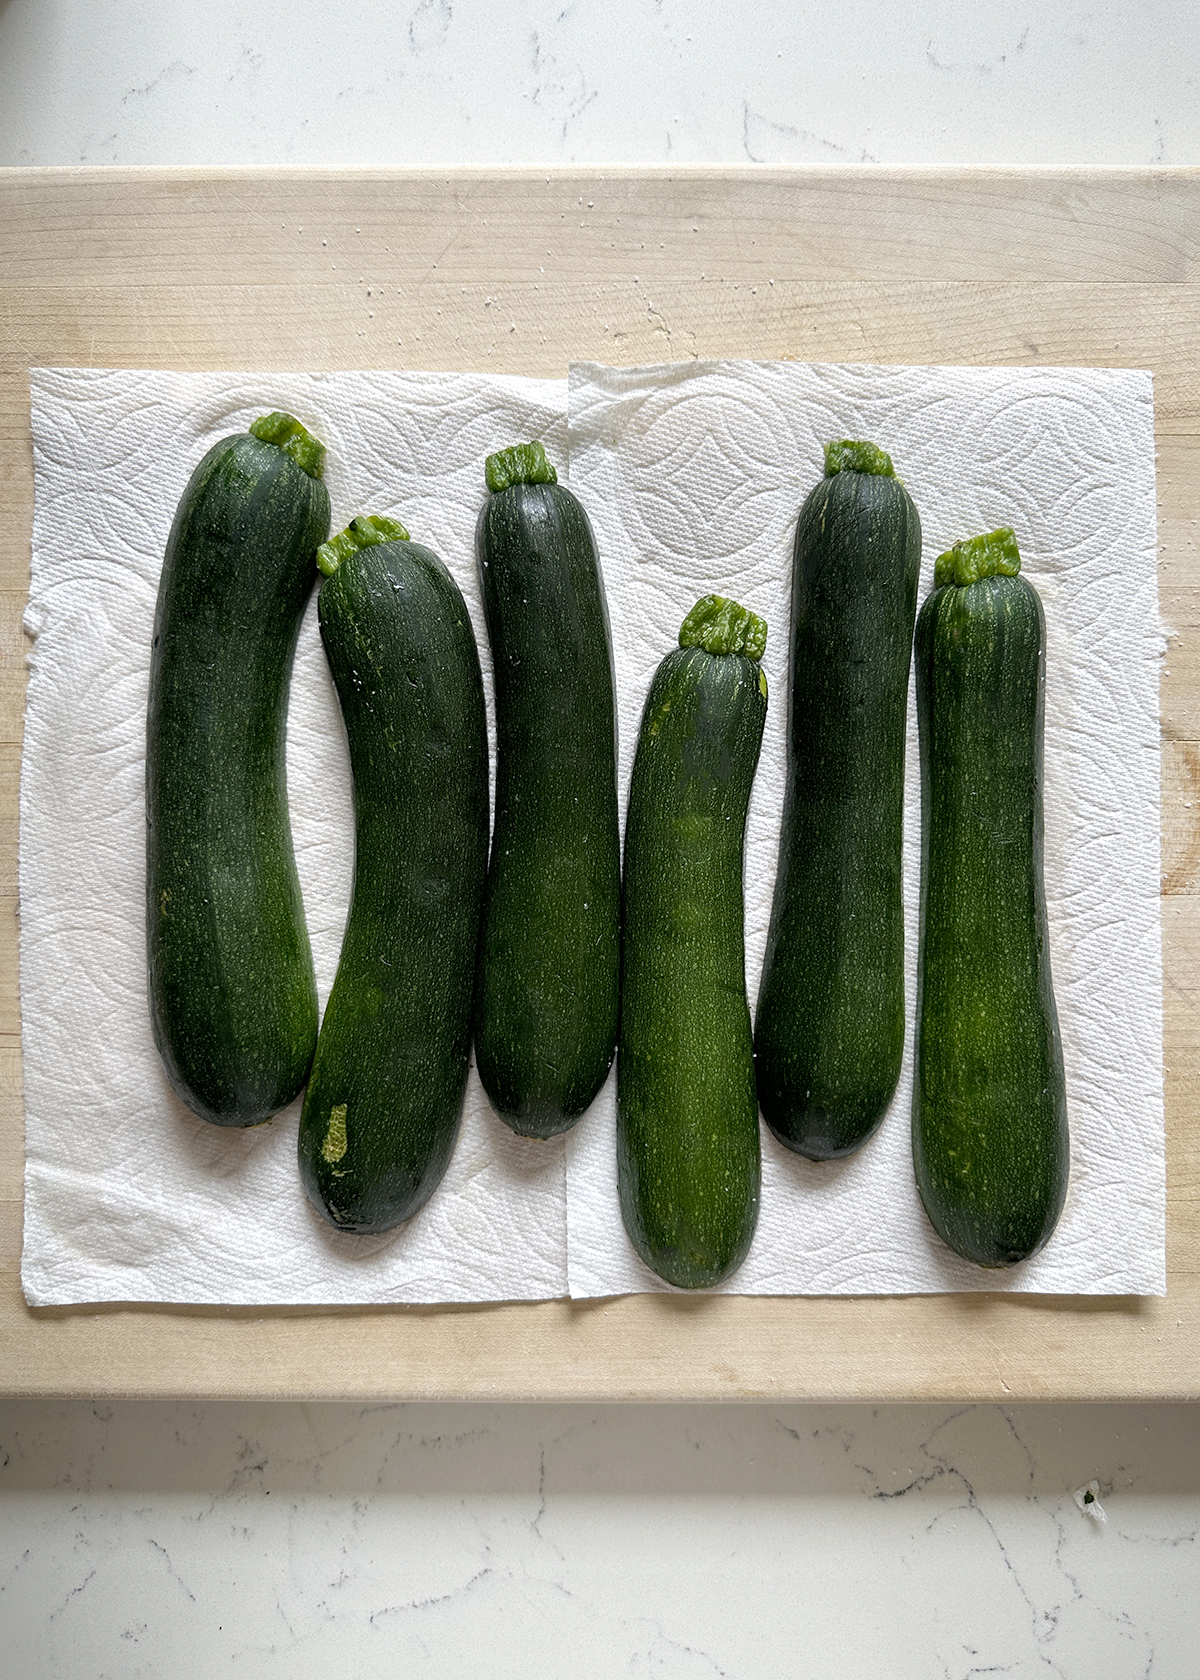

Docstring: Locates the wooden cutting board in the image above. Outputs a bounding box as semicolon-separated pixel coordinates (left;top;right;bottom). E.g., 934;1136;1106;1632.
2;165;1197;1401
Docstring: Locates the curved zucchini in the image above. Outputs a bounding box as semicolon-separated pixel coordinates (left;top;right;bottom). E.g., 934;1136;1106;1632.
755;438;921;1160
146;412;330;1126
473;443;620;1138
617;596;768;1290
298;516;489;1234
912;528;1068;1267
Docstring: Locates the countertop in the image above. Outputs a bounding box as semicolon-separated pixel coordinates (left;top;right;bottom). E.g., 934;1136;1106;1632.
1;3;1197;1676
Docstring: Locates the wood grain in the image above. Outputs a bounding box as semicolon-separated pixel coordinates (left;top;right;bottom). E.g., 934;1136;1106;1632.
2;165;1197;1401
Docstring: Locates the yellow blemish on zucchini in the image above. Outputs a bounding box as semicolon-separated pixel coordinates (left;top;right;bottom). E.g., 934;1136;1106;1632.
758;667;768;700
322;1103;348;1164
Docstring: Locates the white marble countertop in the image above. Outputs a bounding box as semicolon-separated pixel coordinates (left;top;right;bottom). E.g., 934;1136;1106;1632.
2;1398;1196;1676
0;0;1196;168
2;3;1197;1675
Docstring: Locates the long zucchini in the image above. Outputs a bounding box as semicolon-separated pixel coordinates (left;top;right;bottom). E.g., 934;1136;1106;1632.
473;443;621;1139
146;412;330;1126
617;596;768;1290
297;516;489;1234
755;439;920;1160
912;528;1068;1267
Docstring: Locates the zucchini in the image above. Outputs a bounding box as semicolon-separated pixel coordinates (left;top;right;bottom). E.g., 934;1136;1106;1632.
473;443;620;1139
912;528;1068;1267
755;438;921;1160
298;515;489;1234
617;596;768;1290
146;412;330;1126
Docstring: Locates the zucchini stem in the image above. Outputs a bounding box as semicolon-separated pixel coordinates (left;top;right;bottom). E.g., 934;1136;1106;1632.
249;411;326;480
484;441;558;493
679;595;768;662
316;513;411;578
934;527;1022;588
823;439;894;478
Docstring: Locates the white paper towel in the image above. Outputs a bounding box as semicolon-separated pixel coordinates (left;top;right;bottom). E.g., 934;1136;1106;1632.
21;360;1167;1306
564;358;1166;1297
21;367;571;1305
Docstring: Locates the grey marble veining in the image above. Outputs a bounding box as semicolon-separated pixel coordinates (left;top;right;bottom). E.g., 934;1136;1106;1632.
2;1400;1197;1676
0;0;1195;168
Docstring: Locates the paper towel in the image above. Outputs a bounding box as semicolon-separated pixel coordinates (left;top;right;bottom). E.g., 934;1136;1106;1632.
564;358;1166;1297
21;359;1167;1306
21;367;571;1306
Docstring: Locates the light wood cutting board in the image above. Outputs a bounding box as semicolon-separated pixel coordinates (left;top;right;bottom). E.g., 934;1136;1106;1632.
2;165;1197;1401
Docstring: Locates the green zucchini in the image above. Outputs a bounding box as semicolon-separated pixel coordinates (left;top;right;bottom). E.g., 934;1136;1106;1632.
473;442;620;1139
618;596;768;1290
912;528;1068;1268
298;515;489;1234
146;412;330;1126
755;438;921;1160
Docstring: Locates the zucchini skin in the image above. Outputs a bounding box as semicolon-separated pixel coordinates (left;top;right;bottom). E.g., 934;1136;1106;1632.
473;480;620;1138
755;463;921;1159
913;572;1068;1267
146;432;330;1126
618;644;766;1290
298;539;489;1234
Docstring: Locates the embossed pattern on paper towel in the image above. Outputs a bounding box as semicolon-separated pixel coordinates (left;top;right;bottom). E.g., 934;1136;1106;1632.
564;357;1165;1298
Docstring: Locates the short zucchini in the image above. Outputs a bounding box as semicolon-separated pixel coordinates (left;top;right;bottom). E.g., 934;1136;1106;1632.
146;412;330;1126
298;516;489;1234
473;443;621;1139
755;438;921;1160
912;528;1068;1268
617;596;768;1290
